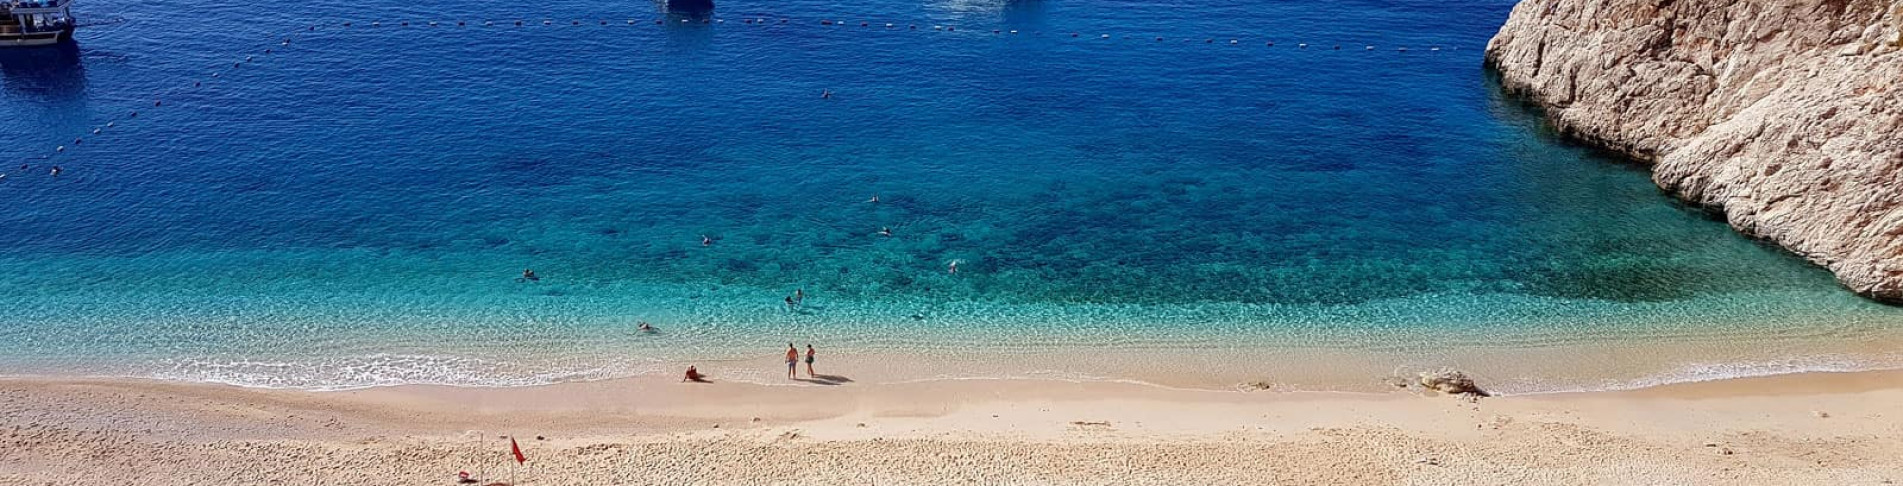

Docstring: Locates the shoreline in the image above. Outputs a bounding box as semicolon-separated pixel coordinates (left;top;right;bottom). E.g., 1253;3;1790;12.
3;370;1901;484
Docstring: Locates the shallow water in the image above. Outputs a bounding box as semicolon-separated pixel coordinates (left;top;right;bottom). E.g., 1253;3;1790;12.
1;0;1898;391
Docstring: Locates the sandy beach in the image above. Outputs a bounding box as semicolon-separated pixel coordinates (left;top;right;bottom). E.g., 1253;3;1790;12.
3;370;1900;485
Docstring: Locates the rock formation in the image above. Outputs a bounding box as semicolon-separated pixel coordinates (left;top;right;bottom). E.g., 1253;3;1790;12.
1418;369;1489;397
1485;0;1903;302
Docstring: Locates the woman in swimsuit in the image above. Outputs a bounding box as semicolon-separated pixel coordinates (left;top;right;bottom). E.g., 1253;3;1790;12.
804;345;817;378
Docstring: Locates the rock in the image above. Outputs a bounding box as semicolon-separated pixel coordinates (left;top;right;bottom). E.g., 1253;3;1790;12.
1485;0;1903;303
1418;369;1490;397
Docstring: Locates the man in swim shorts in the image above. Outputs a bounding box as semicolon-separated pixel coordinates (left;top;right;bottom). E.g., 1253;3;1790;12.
786;343;799;379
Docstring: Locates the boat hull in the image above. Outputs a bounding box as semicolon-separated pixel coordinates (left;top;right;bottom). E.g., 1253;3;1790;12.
0;28;71;47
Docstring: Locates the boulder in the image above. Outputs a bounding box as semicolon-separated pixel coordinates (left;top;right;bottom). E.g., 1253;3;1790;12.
1418;369;1490;397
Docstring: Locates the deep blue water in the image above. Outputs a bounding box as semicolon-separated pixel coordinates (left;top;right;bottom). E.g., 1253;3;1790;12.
1;0;1898;391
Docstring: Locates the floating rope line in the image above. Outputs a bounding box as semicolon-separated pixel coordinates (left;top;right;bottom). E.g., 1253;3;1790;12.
4;15;1469;181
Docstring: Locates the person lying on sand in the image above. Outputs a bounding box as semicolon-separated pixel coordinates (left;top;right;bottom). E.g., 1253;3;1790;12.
683;366;708;383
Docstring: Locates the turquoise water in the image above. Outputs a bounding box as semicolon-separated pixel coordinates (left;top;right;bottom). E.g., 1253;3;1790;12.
1;0;1898;391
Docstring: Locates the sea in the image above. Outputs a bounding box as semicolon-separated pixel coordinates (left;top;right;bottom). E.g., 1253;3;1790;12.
1;0;1898;394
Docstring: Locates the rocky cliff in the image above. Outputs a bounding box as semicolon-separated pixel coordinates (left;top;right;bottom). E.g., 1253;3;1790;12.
1485;0;1903;302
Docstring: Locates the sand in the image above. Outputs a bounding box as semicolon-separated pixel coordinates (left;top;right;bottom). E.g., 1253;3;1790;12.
3;371;1901;485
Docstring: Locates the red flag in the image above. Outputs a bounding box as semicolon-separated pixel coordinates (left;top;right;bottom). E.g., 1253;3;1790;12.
510;437;526;464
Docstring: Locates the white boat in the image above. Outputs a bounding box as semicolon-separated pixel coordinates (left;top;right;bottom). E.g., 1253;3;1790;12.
0;0;75;47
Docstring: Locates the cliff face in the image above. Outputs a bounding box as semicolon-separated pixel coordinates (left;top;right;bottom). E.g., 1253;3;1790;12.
1485;0;1903;302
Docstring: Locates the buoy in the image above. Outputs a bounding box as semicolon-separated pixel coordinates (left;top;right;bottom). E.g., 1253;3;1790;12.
1298;43;1307;48
1430;46;1441;51
1069;32;1077;37
946;26;954;31
154;100;162;106
1204;38;1212;43
458;21;465;26
681;18;689;23
885;23;893;28
264;49;271;54
933;25;942;30
246;56;254;61
73;138;80;145
233;62;241;68
992;29;999;34
571;20;579;25
1398;47;1407;51
860;21;868;26
516;20;524;25
129;112;137;118
653;19;661;24
91;129;100;134
1156;36;1163;41
543;20;551;25
1231;39;1239;44
1366;45;1374;50
282;39;289;45
716;19;724;23
628;19;635;24
343;22;351;27
910;24;917;29
55;146;63;152
1009;30;1018;34
107;122;115;127
1333;45;1340;50
370;21;380;27
1266;41;1274;46
428;21;437;26
400;21;408;26
1100;34;1109;38
485;21;493;26
212;73;220;77
307;26;314;31
194;82;201;87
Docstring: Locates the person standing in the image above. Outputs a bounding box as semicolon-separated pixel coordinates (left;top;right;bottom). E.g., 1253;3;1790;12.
785;343;799;379
804;344;817;378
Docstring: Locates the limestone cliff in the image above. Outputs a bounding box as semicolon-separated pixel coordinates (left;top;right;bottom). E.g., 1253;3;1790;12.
1485;0;1903;302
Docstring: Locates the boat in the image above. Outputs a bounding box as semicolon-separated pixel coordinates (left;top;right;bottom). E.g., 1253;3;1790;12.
1;0;75;47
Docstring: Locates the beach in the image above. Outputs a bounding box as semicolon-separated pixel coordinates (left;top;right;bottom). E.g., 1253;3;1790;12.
4;371;1900;485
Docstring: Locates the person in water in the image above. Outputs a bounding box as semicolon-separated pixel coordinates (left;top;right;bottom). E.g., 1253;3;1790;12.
878;227;892;237
682;365;706;383
795;288;805;305
785;343;799;379
821;89;833;99
785;296;797;310
804;344;817;378
867;194;879;203
638;321;655;333
701;235;713;247
521;269;539;281
948;260;959;274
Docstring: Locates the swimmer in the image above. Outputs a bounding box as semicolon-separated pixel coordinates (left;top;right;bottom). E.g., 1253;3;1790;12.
702;235;713;247
521;269;539;281
878;227;892;237
785;296;797;310
638;321;655;332
49;166;62;177
948;260;959;274
867;194;879;203
795;288;805;305
821;89;833;99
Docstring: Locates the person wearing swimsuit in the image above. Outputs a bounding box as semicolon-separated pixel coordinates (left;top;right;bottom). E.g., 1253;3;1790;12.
804;345;817;378
785;343;799;379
